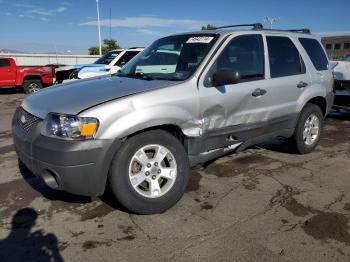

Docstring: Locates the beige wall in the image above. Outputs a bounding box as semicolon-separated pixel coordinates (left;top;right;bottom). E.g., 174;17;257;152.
0;53;101;66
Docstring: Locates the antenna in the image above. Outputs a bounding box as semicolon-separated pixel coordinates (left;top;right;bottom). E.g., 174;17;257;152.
263;17;280;29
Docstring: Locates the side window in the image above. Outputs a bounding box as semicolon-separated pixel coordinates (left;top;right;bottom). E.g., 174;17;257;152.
299;38;329;71
115;51;139;67
267;36;306;78
206;34;264;86
0;59;10;67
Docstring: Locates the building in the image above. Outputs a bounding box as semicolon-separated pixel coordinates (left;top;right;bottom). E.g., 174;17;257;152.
321;35;350;60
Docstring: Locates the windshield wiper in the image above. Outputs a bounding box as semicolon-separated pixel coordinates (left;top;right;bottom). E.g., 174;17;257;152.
118;72;155;80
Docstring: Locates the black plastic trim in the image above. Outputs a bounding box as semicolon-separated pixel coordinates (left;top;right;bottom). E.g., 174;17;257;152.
187;113;298;165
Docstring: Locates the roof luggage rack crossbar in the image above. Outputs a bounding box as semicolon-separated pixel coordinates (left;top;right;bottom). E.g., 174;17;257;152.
213;23;263;30
287;28;311;34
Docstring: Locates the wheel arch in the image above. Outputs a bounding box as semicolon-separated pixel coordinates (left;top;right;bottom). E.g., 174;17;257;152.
304;96;327;117
23;75;42;82
126;124;186;147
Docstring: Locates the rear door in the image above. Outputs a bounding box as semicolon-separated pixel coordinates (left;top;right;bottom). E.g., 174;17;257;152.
262;34;311;125
0;58;16;86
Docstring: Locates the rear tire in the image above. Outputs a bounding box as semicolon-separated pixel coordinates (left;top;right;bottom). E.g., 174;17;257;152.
291;103;323;154
108;130;190;214
23;80;43;94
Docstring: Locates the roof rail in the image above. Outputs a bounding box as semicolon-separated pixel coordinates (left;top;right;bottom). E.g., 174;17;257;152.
210;24;311;34
129;47;145;49
213;23;263;30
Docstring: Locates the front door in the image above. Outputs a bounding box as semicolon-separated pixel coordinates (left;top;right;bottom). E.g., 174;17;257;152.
0;59;16;86
198;34;269;145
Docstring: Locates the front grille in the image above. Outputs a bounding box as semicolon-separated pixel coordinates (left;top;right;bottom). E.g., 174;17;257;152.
14;107;42;136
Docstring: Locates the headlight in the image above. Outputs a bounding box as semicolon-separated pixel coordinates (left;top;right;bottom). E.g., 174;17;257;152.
42;113;99;140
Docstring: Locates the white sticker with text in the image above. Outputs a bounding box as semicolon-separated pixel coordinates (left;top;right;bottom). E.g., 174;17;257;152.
186;36;214;44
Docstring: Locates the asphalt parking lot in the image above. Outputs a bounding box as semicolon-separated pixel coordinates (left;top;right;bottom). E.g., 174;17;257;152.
0;90;350;262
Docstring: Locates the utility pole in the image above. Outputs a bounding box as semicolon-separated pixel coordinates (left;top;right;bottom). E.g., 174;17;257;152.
96;0;102;55
109;8;112;40
263;17;280;29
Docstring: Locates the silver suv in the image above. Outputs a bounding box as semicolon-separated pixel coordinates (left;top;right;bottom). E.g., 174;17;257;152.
12;23;334;214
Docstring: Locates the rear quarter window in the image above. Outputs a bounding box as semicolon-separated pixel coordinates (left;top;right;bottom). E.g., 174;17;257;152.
299;38;329;71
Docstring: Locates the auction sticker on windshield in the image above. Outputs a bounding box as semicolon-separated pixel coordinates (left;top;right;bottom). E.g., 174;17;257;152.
186;36;214;44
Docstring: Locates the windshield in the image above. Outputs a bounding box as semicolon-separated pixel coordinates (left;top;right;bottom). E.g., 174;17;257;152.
94;50;122;65
119;34;219;81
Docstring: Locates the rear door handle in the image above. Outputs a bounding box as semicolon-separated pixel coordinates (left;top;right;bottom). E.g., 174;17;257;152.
252;88;267;97
297;81;308;88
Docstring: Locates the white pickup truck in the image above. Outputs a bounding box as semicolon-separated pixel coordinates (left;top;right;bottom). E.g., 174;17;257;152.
331;55;350;110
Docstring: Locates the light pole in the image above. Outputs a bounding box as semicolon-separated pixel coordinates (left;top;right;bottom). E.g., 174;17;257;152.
96;0;102;55
263;17;280;29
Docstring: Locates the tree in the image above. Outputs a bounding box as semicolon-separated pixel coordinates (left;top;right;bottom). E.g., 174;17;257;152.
88;47;100;55
201;24;216;30
88;39;121;55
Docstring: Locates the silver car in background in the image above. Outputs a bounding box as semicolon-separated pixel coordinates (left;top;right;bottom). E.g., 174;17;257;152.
12;23;334;214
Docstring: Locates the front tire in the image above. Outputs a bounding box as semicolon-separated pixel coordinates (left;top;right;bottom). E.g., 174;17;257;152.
292;103;323;154
23;80;43;94
109;130;190;214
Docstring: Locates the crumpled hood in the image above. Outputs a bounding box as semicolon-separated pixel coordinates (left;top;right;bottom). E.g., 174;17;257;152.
331;60;350;81
79;65;109;75
22;76;175;119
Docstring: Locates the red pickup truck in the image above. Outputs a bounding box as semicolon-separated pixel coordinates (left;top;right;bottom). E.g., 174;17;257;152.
0;57;55;94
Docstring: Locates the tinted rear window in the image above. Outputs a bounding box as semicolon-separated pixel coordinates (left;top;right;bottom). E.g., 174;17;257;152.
267;36;305;78
0;59;10;67
299;38;329;71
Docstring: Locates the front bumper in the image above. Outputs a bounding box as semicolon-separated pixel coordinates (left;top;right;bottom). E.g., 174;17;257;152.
12;107;120;196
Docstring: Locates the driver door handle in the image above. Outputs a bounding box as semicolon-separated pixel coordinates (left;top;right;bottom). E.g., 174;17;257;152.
252;88;267;97
297;81;308;88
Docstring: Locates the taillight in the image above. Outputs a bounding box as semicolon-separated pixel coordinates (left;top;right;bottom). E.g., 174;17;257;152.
332;71;336;91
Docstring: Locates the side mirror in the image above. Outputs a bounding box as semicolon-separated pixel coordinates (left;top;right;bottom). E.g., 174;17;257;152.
212;69;240;86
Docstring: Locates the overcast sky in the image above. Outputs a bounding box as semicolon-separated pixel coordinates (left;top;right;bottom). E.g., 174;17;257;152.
1;0;350;54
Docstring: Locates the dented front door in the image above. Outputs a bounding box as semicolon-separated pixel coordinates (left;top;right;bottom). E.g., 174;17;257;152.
198;34;270;138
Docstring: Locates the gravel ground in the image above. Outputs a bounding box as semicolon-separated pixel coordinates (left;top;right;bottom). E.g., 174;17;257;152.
0;89;350;262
